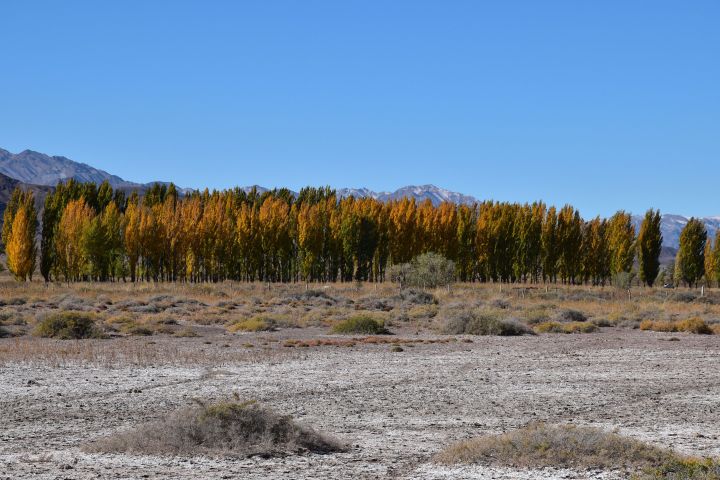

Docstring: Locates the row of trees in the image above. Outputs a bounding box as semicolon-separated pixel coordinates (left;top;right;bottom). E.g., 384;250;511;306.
2;180;719;286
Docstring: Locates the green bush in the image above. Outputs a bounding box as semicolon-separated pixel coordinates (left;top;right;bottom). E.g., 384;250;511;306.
33;312;102;339
331;315;390;334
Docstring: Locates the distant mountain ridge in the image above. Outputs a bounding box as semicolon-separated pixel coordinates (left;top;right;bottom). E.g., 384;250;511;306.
1;147;718;251
337;185;477;205
0;148;135;188
0;171;53;220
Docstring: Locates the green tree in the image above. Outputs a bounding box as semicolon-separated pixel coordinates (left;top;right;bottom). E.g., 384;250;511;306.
637;209;662;287
541;206;558;283
607;211;635;277
675;218;707;287
556;205;582;284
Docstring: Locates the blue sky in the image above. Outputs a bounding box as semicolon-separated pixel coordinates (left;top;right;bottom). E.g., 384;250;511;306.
1;1;718;218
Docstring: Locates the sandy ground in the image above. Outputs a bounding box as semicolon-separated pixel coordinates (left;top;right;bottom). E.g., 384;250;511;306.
2;329;720;479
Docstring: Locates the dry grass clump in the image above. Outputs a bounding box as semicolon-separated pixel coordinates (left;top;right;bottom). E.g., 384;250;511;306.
0;312;26;326
521;308;551;325
331;315;390;334
639;458;720;479
84;399;345;457
228;317;276;333
0;296;27;306
103;315;188;336
174;327;199;337
670;292;698;303
534;321;598;334
33;312;103;339
0;325;12;338
441;310;534;336
228;315;293;333
407;304;439;320
640;318;713;335
434;423;709;473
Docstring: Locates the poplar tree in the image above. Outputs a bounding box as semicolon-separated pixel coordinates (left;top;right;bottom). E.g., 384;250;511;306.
637;209;662;287
541;206;558;283
607;211;635;277
675;218;707;287
55;199;94;281
714;231;720;287
6;201;37;281
556;205;582;284
455;204;476;281
3;189;38;281
704;236;716;288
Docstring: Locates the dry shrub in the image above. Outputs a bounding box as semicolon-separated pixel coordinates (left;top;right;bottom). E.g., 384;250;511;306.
677;318;713;334
396;288;437;305
671;292;697;303
522;308;550;325
640;318;713;335
534;321;598;334
606;311;627;324
640;458;720;479
0;312;25;326
0;325;12;338
331;315;390;334
441;310;534;336
552;309;587;323
229;317;274;333
0;297;27;306
124;325;155;336
434;423;700;472
228;315;293;333
408;304;439;319
33;312;103;339
174;327;199;338
105;315;155;336
84;399;345;457
590;318;613;327
489;298;511;309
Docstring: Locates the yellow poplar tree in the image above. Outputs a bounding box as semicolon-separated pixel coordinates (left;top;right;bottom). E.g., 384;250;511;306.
55;199;94;281
6;207;35;281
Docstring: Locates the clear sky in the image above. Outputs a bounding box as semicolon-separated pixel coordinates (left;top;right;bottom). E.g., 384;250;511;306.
1;1;718;218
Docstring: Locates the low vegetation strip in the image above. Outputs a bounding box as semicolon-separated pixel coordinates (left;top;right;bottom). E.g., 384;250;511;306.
84;399;346;457
534;320;598;334
434;423;720;478
441;310;535;336
640;318;715;335
283;336;457;348
331;315;390;334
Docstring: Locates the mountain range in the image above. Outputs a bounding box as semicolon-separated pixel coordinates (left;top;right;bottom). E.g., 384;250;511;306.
0;147;717;251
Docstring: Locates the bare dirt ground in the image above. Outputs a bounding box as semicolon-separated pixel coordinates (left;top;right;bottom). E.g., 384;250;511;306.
3;326;720;479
